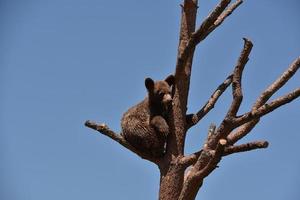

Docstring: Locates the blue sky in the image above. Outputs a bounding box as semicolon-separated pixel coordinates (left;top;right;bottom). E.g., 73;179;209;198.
1;0;299;199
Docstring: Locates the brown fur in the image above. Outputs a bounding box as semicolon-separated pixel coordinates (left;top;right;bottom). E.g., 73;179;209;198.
121;75;175;157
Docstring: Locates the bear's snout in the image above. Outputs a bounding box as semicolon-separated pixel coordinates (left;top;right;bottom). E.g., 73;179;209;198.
163;94;172;104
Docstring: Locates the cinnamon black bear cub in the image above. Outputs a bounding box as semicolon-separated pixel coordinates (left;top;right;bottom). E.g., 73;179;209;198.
121;75;175;157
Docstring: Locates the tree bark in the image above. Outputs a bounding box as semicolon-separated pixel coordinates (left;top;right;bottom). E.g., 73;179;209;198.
158;1;198;199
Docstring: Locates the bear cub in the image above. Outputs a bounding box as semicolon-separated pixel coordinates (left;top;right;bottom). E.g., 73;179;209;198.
121;75;175;158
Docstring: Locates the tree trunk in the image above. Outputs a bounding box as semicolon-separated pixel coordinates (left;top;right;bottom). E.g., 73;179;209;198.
158;162;185;200
158;1;198;199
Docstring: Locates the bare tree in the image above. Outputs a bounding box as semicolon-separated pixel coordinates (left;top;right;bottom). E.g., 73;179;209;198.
85;0;299;199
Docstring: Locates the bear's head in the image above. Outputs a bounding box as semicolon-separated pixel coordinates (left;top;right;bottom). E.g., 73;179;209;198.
145;75;175;110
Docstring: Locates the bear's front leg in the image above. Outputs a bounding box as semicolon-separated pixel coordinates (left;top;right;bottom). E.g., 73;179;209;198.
150;116;169;138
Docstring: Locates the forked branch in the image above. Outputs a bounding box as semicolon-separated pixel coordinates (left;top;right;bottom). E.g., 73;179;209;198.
179;139;227;200
227;56;300;144
187;37;253;129
181;140;269;167
201;38;253;150
253;56;300;109
177;0;243;71
179;40;299;199
233;88;300;126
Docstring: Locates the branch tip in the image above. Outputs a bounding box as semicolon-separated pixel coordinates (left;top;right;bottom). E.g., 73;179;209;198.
262;141;269;148
223;140;269;156
85;120;96;129
85;120;108;131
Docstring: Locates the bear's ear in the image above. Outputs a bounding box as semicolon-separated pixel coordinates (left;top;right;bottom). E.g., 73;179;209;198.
165;75;175;86
145;77;155;91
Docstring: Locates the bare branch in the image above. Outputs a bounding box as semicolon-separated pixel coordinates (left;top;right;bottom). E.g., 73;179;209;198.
187;74;233;128
180;123;217;168
227;119;259;145
227;56;300;144
227;38;253;117
204;123;218;150
193;41;250;151
234;88;300;125
179;125;227;200
194;139;227;179
193;150;214;172
180;150;202;168
192;0;231;43
254;88;300;116
223;140;269;156
85;120;159;164
201;39;253;150
205;0;243;37
253;56;300;109
179;0;232;66
174;0;198;73
85;120;123;142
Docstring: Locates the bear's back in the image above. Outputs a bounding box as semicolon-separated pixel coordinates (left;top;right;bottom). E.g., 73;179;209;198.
121;98;149;130
121;98;164;156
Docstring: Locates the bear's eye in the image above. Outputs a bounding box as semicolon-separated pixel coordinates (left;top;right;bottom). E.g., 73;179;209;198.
158;91;165;97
